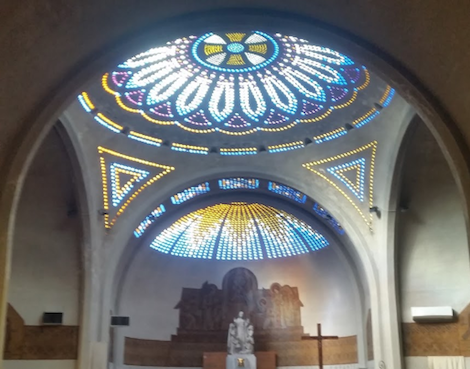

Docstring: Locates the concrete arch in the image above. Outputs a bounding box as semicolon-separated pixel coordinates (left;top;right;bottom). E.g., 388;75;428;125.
100;170;378;313
109;185;371;366
61;98;384;365
54;123;96;369
387;115;470;367
1;9;469;368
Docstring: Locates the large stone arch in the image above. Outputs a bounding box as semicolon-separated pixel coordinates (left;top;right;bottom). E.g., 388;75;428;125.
1;9;470;369
60;95;382;366
108;184;371;367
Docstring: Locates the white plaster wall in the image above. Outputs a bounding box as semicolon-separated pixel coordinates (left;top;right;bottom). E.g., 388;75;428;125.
404;357;427;369
398;122;470;322
117;244;359;341
124;364;360;369
404;357;470;369
124;367;200;369
4;360;76;369
124;367;362;369
8;128;81;326
277;366;358;369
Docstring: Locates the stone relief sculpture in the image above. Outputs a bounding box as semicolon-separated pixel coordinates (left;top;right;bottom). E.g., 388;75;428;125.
227;311;254;354
175;267;303;336
227;322;237;353
223;268;258;322
200;282;222;330
244;324;254;353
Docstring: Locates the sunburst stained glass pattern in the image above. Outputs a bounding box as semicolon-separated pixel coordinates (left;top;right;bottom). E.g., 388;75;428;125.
216;203;263;260
101;31;373;135
149;202;329;260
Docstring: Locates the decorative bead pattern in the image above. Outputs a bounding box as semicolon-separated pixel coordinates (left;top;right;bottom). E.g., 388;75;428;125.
380;85;395;107
353;109;380;128
78;34;394;155
219;147;258;156
171;182;210;204
78;93;95;112
98;147;175;228
303;141;377;227
97;31;372;136
313;127;347;144
171;143;209;155
134;204;166;237
327;158;366;201
149;202;329;260
128;131;163;147
133;177;347;246
94;114;122;133
268;182;307;203
109;163;150;207
313;202;345;235
218;178;259;190
268;141;304;153
192;31;279;73
151;209;222;258
216;203;263;260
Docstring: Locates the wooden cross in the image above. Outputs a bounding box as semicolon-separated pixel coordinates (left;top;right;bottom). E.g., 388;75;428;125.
302;323;339;369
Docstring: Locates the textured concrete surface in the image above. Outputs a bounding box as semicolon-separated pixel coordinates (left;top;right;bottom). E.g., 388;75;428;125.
2;2;470;368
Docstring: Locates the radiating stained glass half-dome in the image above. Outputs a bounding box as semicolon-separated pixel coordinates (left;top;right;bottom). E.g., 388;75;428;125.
150;202;329;260
104;31;368;135
79;30;394;154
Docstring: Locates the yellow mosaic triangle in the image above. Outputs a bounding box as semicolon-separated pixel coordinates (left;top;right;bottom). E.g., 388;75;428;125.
111;166;149;206
98;146;175;228
330;163;363;200
302;141;377;227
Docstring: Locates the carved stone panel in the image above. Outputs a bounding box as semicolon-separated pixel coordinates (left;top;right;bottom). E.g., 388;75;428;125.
174;267;304;338
125;267;358;366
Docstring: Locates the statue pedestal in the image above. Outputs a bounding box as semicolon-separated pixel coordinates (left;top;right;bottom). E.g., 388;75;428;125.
226;354;257;369
203;351;275;369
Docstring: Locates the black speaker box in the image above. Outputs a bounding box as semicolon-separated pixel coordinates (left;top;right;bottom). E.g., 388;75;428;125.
111;316;130;326
42;312;63;325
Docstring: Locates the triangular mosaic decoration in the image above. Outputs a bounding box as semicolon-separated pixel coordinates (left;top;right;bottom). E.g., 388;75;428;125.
327;158;366;201
98;146;175;228
302;141;377;227
110;163;150;207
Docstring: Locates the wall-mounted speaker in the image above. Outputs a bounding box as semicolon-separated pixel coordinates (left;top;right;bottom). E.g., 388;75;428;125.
111;316;130;326
42;312;63;325
411;306;455;323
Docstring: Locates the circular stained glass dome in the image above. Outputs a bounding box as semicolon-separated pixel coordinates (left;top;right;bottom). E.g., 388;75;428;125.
149;202;329;260
79;30;394;154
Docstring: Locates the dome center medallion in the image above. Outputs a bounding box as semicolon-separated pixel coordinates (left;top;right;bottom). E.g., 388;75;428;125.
227;43;245;53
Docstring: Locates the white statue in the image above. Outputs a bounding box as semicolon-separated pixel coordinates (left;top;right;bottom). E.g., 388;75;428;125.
227;311;254;354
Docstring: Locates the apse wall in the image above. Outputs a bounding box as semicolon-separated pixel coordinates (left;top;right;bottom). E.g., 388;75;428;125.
4;129;82;369
397;120;470;367
114;231;362;368
119;248;358;338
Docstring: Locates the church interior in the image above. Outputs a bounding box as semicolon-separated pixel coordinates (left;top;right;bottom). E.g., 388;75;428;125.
1;4;470;369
